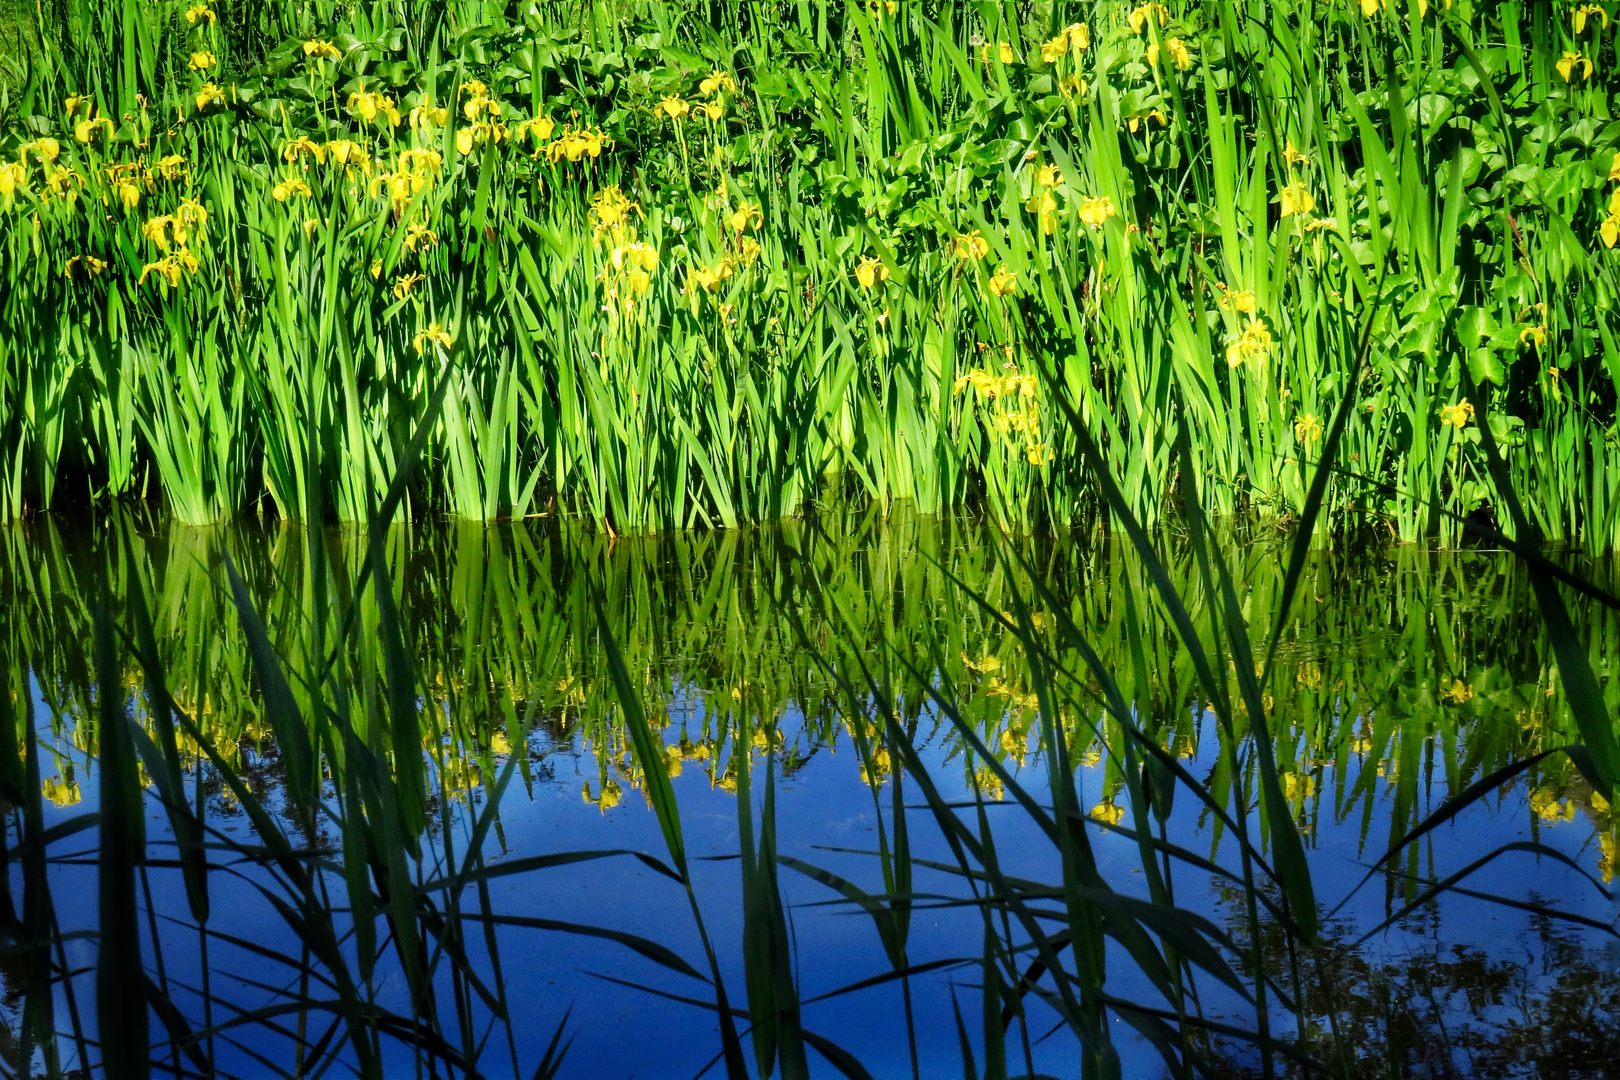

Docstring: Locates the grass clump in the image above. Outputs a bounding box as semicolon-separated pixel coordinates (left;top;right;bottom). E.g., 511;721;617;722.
0;1;1614;547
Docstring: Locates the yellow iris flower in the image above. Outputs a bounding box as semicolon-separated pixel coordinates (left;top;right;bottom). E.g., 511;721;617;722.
64;255;107;279
1556;51;1595;81
74;115;114;143
0;162;27;197
1601;211;1620;249
282;136;325;164
688;259;736;293
138;249;200;287
405;223;439;252
1277;182;1316;217
1127;3;1170;33
1225;318;1274;369
194;82;226;112
1078;195;1117;228
1025;189;1059;234
699;70;737;96
979;41;1016;65
19;138;60;166
1438;401;1474;429
855;256;889;290
271;177;313;201
515;115;556;145
953;230;990;260
1575;4;1609;32
413;322;452;354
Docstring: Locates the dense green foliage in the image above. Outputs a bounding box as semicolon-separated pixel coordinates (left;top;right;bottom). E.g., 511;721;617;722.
2;0;1620;544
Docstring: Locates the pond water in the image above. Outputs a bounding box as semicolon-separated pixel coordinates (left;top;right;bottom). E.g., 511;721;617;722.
2;507;1618;1078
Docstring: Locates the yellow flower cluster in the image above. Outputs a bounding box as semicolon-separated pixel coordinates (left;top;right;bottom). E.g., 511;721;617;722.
63;254;106;280
142;196;208;252
370;147;443;214
1040;22;1089;63
1599;162;1620;248
591;185;639;242
1281;771;1316;806
348;83;401;126
456;80;509;154
271;175;312;201
590;186;660;305
68;95;115;144
688;259;736;293
954;367;1035;400
1127;4;1170;33
1215;284;1257;314
43;775;81;807
855;255;889;290
2;137;73;209
413;322;452;355
1529;787;1578;823
986;264;1017;297
591;188;658;311
195;82;226;113
655;69;737;124
1024;164;1065;234
581;778;623;812
325;138;370;178
974;766;1006;801
1225;317;1273;369
137;194;210;287
953;364;1048;464
1146;37;1193;71
1439;399;1474;429
404;222;438;252
953;229;989;260
858;747;893;788
537;125;609;164
1078;195;1117;228
1277;181;1315;217
138;248;200;287
1089;798;1124;825
978;40;1016;66
515;114;558;148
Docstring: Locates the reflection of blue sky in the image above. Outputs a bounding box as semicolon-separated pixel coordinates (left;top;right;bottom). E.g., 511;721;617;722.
20;669;1618;1080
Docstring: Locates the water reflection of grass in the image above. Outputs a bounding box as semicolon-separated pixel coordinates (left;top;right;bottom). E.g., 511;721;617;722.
5;508;1616;885
0;492;1614;1075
